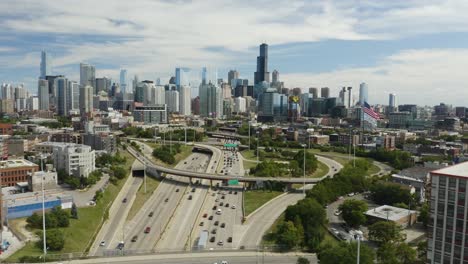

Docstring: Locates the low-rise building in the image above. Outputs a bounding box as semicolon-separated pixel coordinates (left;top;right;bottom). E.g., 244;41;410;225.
133;105;168;124
29;170;58;192
365;205;417;228
0;159;39;187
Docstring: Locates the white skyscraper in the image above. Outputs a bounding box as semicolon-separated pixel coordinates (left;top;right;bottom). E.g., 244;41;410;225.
80;63;96;94
38;79;49;110
80;85;93;116
40;50;51;79
120;69;128;94
67;81;79;111
179;85;191;116
1;83;14;100
233;97;246;113
199;83;223;118
151;85;165;105
389;93;397;108
165;90;179;113
359;82;368;105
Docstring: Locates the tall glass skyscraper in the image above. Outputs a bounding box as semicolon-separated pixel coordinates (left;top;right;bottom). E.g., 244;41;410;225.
80;63;96;94
254;43;270;84
175;67;190;88
40;51;51;79
120;69;128;94
359;82;368;105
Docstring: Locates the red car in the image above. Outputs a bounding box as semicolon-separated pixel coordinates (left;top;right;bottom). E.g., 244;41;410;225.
203;213;208;218
144;227;151;234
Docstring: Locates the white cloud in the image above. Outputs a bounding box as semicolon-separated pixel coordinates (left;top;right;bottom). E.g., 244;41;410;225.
282;48;468;106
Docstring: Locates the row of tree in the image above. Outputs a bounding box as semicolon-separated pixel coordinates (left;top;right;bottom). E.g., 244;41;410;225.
152;143;183;165
250;150;318;178
26;206;77;229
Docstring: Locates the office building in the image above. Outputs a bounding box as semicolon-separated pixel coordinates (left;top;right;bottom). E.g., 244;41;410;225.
321;87;330;98
300;93;312;116
175;67;190;87
133;105;168;124
56;76;69;116
359;82;368;105
27;96;39;111
309;87;318;98
1;83;14;100
222;83;232;99
135;81;154;104
38;79;49;110
80;63;96;94
455;107;467;118
388;112;413;128
257;89;288;122
272;70;279;83
0;159;39;187
46;142;95;178
254;43;270;84
165;90;179;113
389;93;397;109
347;87;352;108
199;83;223;118
79;85;93;116
0;99;14;114
233;97;246;113
179;85;191;116
45;75;62;107
67;81;79;111
427;162;468;264
96;77;111;94
119;69;127;94
228;70;239;85
192;96;200;115
40;50;51;79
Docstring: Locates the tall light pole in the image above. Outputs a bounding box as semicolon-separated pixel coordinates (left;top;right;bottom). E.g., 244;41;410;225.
248;121;251;150
41;156;47;259
356;235;361;264
353;130;356;168
302;144;306;196
256;131;259;163
0;163;3;249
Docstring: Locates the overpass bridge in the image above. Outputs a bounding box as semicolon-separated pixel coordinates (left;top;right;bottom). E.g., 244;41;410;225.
127;145;323;186
205;131;248;140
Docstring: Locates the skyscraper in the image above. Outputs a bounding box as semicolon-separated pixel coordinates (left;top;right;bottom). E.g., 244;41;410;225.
254;43;270;84
40;51;51;79
80;63;96;94
79;85;93;116
228;70;239;85
165;90;179;113
427;162;468;264
389;93;397;108
272;70;279;83
56;76;68;116
96;77;111;94
179;85;191;116
151;85;165;105
321;87;330;98
199;83;222;118
359;82;368;105
120;69;128;94
309;87;318;98
67;81;79;111
38;79;49;110
175;67;190;88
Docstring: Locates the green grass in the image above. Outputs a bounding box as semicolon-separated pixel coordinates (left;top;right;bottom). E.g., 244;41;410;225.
244;190;283;216
126;176;160;221
243;160;258;171
143;142;194;168
310;160;329;178
367;163;381;176
6;150;135;262
241;149;258;160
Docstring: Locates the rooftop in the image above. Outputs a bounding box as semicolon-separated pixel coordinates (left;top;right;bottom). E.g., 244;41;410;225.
365;205;416;222
431;161;468;178
0;159;37;169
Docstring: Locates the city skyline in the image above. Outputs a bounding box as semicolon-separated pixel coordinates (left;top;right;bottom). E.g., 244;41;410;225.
0;1;468;105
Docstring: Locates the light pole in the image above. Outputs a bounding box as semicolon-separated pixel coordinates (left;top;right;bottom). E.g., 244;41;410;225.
41;166;47;258
302;144;306;196
256;131;259;163
353;130;356;168
143;156;147;194
0;163;3;250
248;121;251;150
356;234;361;264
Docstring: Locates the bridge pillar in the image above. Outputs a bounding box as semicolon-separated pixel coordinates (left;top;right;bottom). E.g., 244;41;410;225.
210;180;213;188
189;177;192;185
287;183;293;191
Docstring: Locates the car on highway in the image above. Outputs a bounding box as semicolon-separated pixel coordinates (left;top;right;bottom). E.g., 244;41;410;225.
210;236;216;242
131;236;138;242
208;215;213;220
165;198;169;202
227;237;232;243
214;221;219;226
225;203;229;207
122;198;127;203
220;202;224;206
144;227;151;233
220;223;225;228
100;240;106;247
188;195;193;200
211;229;217;234
118;241;125;249
148;211;155;217
203;213;208;218
231;205;236;209
175;188;180;192
213;205;217;210
200;222;204;226
217;240;224;246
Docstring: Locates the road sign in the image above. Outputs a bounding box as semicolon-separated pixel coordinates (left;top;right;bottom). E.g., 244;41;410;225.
228;179;239;185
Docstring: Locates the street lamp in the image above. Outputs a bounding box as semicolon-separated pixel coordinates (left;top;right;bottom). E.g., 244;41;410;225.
302;144;307;196
355;234;361;264
256;131;259;163
248;120;251;150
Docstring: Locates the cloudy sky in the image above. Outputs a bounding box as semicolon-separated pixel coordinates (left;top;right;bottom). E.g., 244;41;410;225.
1;0;467;105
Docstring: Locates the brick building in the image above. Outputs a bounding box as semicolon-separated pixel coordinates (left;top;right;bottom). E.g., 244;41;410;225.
0;159;39;187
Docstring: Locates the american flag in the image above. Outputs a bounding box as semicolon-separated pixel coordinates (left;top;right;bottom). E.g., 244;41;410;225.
362;102;380;119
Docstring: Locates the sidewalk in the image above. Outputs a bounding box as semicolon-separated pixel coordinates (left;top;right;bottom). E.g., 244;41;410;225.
0;226;24;260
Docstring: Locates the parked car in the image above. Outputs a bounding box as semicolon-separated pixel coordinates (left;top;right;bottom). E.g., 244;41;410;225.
203;213;208;218
165;198;169;202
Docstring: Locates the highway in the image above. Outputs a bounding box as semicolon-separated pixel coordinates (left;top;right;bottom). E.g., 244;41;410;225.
238;193;305;249
70;252;317;264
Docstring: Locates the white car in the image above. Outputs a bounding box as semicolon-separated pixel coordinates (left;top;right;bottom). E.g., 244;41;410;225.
221;261;229;264
231;205;236;209
99;240;106;247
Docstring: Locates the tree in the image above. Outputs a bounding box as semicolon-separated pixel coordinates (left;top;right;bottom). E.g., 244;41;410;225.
368;221;405;245
377;242;417;264
26;213;41;228
294;150;318;174
319;241;375;264
370;181;413;206
112;166;126;180
51;206;70;227
418;203;429;228
94;190;104;202
276;221;301;250
338;199;368;228
37;229;65;251
297;257;310;264
71;203;78;219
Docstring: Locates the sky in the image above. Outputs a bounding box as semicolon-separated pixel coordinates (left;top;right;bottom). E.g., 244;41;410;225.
0;0;468;106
